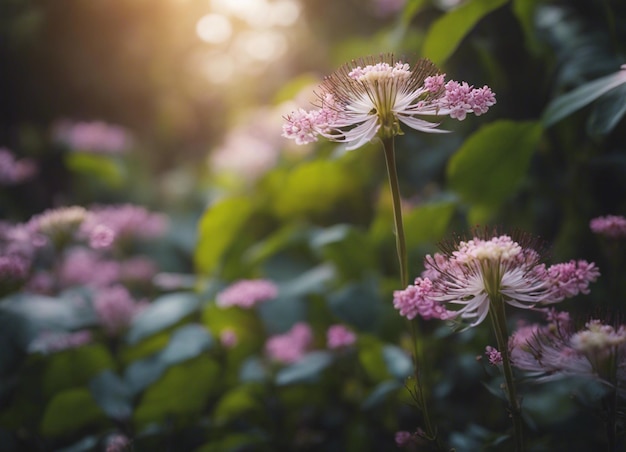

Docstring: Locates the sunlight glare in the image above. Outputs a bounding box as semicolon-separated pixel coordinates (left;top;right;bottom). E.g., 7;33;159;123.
196;14;232;44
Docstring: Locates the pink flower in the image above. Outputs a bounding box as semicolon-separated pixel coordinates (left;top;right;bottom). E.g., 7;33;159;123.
283;54;495;150
0;148;37;185
216;279;278;309
220;328;238;348
326;324;357;349
93;285;142;336
590;215;626;239
265;322;312;364
60;248;120;288
85;204;168;245
394;232;599;328
395;430;414;447
52;119;132;154
485;346;502;365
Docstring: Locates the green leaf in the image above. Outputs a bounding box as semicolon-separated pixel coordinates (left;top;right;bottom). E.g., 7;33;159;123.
587;84;626;136
126;292;199;345
125;324;214;394
446;120;542;208
89;370;132;420
40;388;105;437
213;384;264;424
194;196;254;274
382;345;412;379
43;345;115;397
327;279;384;332
422;0;508;65
361;380;403;410
64;153;126;187
401;0;428;25
133;357;220;428
270;159;359;219
512;0;542;55
404;201;456;248
358;337;390;382
310;225;377;279
542;66;626;127
275;351;333;386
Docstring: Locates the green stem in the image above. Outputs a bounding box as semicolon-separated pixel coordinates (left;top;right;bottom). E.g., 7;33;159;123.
381;137;408;288
382;137;439;448
488;296;524;452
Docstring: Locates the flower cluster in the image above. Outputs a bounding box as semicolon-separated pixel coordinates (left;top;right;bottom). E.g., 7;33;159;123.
265;322;313;364
326;324;357;349
0;148;37;185
590;215;626;239
93;285;146;336
282;54;496;150
393;233;599;328
52;119;132;154
510;312;626;389
216;279;279;308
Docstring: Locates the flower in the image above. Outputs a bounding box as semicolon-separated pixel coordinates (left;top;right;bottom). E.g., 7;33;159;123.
85;204;168;245
510;315;626;387
326;324;357;349
105;433;131;452
216;279;278;308
28;206;89;248
265;322;313;364
590;215;626;239
485;345;503;365
282;54;495;150
60;248;120;288
52;119;132;154
395;430;414;447
0;148;37;185
393;233;599;328
93;285;143;336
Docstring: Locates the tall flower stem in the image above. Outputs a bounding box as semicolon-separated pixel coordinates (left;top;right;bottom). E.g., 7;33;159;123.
382;137;438;447
488;294;524;452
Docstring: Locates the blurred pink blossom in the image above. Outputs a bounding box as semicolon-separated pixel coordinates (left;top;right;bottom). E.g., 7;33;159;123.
0;148;37;185
220;328;238;348
105;433;131;452
326;324;357;349
265;322;313;364
52;119;132;154
60;248;120;288
85;204;168;244
590;215;626;239
93;285;144;336
216;279;278;309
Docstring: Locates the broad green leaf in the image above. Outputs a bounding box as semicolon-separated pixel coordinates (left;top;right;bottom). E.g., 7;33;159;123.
126;292;199;345
542;66;626;127
310;224;377;278
194;196;254;274
125;324;213;394
270;159;359;219
133;357;220;428
278;264;336;298
64;153;126;187
89;370;132;420
447;120;542;208
512;0;542;55
327;279;384;332
587;84;626;136
404;201;456;248
382;345;413;379
358;336;391;382
275;351;333;386
213;384;264;423
257;294;307;335
401;0;428;25
40;388;105;437
361;380;403;410
422;0;508;65
43;345;115;397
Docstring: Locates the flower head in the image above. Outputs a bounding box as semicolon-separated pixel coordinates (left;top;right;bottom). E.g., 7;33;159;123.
283;54;495;150
394;232;599;328
265;322;312;364
93;285;144;336
326;324;357;349
52;119;132;154
590;215;626;239
0;148;37;185
216;279;278;309
485;345;503;365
